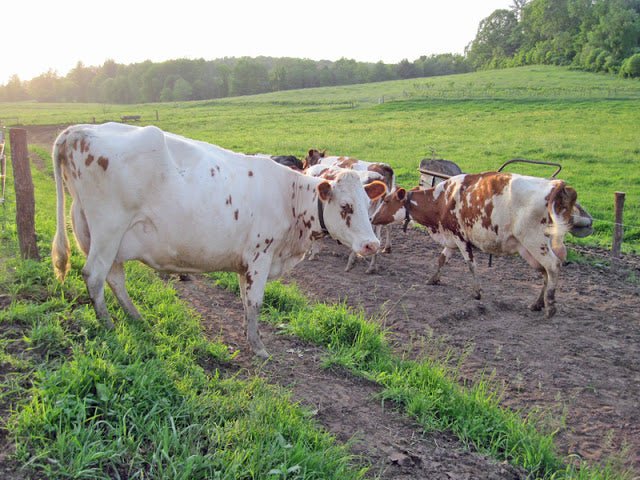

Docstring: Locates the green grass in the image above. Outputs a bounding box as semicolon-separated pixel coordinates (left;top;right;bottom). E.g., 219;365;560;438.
0;151;367;479
0;67;636;478
210;272;634;480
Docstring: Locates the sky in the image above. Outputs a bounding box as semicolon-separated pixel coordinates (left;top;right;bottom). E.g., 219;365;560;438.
2;0;514;85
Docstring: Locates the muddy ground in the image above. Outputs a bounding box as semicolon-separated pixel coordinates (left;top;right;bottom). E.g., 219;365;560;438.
8;125;640;478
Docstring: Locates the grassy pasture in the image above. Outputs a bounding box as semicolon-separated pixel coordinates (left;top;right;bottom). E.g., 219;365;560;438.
1;65;639;251
1;66;637;478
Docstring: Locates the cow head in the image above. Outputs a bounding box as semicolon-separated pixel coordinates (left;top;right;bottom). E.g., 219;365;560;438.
317;170;386;256
304;148;326;169
371;188;408;226
570;202;593;238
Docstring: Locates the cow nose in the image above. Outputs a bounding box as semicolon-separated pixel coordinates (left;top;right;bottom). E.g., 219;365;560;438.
358;240;380;257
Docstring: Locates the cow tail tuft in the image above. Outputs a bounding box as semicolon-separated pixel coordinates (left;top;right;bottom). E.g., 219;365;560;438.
546;181;577;261
51;136;71;282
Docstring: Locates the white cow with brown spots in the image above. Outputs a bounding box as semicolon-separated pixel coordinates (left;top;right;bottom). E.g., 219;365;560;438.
304;149;396;271
52;122;386;358
305;163;386;273
371;172;578;318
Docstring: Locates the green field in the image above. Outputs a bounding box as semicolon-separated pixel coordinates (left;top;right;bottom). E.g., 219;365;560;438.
2;65;639;251
1;66;637;479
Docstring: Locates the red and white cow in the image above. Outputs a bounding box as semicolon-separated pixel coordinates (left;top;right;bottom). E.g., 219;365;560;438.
371;172;578;318
305;163;386;273
52;123;386;358
304;149;396;271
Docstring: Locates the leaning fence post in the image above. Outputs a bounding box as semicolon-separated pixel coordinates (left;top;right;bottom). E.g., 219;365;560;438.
9;128;40;260
611;191;625;269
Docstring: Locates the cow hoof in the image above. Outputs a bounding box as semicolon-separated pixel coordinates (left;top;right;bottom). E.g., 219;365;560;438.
103;317;115;330
254;348;270;360
544;306;557;319
472;291;482;300
365;266;378;274
345;263;355;272
529;301;544;312
427;277;440;285
381;247;392;254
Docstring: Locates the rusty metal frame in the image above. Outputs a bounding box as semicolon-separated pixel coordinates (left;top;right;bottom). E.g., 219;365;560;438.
497;158;562;178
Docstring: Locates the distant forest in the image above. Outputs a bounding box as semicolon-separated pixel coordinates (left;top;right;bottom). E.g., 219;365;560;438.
1;0;638;104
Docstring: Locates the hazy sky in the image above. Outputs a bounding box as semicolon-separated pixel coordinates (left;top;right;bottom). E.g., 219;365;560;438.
2;0;513;85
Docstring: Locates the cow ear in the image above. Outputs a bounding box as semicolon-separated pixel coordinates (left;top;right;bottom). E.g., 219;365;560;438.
317;181;332;201
308;149;316;157
364;180;387;201
395;188;407;201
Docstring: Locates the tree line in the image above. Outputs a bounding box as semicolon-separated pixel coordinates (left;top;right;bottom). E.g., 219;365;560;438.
2;0;638;104
0;54;470;104
466;0;640;76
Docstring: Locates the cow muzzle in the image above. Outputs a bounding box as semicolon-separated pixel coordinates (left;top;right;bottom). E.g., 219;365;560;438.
356;240;380;257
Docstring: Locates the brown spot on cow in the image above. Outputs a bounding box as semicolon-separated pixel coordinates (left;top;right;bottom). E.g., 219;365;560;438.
340;203;354;227
210;168;216;177
253;252;260;262
409;188;462;239
73;139;79;151
248;170;254;177
234;210;239;220
336;157;358;169
226;195;232;205
80;138;90;153
97;156;109;171
263;238;274;253
85;154;95;167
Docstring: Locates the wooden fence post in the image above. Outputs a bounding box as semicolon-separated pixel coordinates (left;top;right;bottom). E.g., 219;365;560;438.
611;191;625;268
9;128;40;260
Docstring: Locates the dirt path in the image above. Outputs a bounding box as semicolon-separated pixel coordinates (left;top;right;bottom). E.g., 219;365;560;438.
174;275;526;479
21;124;640;476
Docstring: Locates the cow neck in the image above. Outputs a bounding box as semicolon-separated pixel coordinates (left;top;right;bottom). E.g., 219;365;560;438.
293;175;329;240
402;190;415;233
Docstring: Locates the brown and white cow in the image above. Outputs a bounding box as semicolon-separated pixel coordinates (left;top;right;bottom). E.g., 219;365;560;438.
371;172;578;318
305;163;386;273
52;123;386;358
305;149;396;261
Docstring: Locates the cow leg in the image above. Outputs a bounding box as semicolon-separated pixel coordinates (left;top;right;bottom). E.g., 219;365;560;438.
363;224;384;273
457;242;481;299
428;246;455;285
529;269;547;312
238;269;269;359
519;244;561;318
70;201;90;255
307;241;321;261
381;225;392;254
106;262;142;319
345;251;358;272
82;251;117;329
71;203;116;328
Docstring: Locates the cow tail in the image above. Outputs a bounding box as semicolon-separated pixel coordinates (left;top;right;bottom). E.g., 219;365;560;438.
51;137;70;282
546;181;577;261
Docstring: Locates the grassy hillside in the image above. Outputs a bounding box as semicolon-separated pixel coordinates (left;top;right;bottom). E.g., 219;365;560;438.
2;65;639;250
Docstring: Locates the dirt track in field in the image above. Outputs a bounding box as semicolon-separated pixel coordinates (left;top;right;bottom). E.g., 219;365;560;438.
23;125;640;478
